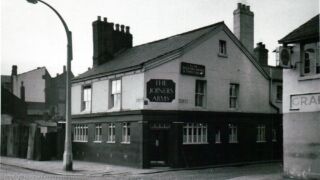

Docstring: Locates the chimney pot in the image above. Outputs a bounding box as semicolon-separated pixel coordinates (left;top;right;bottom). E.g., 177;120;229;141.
97;16;101;21
115;24;120;31
120;25;125;32
125;26;130;34
237;3;241;9
103;17;107;22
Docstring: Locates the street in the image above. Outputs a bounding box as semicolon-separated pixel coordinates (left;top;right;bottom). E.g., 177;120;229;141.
0;163;289;180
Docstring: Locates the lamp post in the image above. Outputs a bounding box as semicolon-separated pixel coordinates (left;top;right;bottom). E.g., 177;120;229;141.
26;0;73;171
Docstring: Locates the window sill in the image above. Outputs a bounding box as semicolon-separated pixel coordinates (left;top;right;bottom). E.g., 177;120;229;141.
121;142;130;144
107;141;115;144
299;74;320;81
215;142;222;144
218;53;228;58
73;140;88;143
256;141;266;143
183;142;209;145
93;141;102;143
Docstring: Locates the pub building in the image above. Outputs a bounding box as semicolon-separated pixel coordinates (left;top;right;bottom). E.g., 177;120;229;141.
71;3;282;168
278;14;320;179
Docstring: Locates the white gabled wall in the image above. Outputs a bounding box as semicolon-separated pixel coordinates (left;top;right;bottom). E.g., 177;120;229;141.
12;68;47;103
144;29;276;113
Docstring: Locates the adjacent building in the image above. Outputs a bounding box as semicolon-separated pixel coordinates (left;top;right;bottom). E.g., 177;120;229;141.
1;65;72;160
278;14;319;179
71;3;282;168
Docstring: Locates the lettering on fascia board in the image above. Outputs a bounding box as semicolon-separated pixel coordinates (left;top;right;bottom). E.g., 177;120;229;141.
290;93;320;112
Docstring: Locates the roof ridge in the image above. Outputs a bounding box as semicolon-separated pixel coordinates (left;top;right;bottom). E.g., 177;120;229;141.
16;66;47;76
132;21;225;49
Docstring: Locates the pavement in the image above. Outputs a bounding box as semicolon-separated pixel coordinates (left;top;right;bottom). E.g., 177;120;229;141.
0;156;169;177
0;156;295;179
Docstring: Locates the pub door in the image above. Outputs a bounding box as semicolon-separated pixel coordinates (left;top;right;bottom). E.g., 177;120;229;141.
149;130;169;166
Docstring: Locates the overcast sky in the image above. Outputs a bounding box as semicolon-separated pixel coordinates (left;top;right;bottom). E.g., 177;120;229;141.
1;0;319;77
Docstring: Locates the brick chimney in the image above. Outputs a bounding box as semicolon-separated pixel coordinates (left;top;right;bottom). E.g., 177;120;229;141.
233;3;254;53
254;42;269;66
92;16;132;67
20;81;25;101
11;65;17;76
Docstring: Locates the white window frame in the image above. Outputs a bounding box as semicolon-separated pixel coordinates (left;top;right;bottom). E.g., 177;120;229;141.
94;124;102;143
215;130;221;144
183;123;208;144
73;124;88;142
110;79;121;109
195;80;206;107
256;124;266;143
81;85;92;112
228;124;238;143
229;84;239;109
107;123;116;143
121;122;130;144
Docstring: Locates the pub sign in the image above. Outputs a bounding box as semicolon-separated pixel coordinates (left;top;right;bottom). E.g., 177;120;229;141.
181;62;205;77
147;79;175;102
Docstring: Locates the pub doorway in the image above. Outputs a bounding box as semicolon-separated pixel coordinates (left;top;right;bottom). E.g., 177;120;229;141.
149;123;170;166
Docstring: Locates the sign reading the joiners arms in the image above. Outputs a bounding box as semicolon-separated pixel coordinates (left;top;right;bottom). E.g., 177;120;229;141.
147;79;175;102
181;62;205;77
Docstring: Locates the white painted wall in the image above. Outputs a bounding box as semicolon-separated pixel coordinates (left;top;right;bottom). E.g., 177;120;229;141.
282;42;320;178
71;72;144;115
71;84;81;114
122;73;144;110
144;29;276;113
12;68;47;103
92;79;109;113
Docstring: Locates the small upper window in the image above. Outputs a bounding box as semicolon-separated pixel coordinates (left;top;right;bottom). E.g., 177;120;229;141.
110;79;121;109
302;42;320;76
195;80;206;107
219;40;227;56
82;85;92;112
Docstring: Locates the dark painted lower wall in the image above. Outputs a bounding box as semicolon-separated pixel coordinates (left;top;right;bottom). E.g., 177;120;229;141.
72;110;282;168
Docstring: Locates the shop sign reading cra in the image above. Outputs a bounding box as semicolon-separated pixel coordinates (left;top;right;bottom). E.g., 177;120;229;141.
147;79;175;102
290;93;320;112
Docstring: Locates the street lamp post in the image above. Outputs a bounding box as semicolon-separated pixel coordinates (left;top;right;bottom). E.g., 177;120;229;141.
26;0;73;171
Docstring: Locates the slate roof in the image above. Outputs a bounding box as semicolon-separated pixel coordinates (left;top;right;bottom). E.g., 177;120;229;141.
73;22;224;81
279;14;319;44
